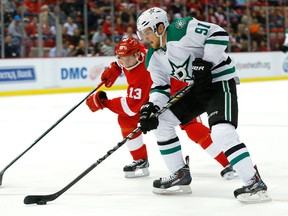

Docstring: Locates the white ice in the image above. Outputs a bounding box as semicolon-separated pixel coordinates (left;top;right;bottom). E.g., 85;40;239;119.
0;80;288;216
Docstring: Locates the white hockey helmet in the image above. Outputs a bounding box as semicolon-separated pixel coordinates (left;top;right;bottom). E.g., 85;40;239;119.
136;7;169;40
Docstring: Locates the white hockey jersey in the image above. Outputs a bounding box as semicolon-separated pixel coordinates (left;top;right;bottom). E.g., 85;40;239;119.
145;17;239;108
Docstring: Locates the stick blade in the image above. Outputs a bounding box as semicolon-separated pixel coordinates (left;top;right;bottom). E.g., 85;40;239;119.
24;194;56;205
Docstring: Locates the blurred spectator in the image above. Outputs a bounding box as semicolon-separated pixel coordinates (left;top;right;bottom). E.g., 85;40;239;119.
7;15;26;49
100;37;114;56
91;26;107;46
63;16;78;37
214;6;227;27
3;0;17;17
207;7;217;24
122;26;137;39
258;40;269;52
250;18;260;35
87;5;102;30
41;18;54;42
251;26;266;43
251;40;259;52
25;16;38;41
114;17;126;36
52;5;67;25
70;39;87;57
49;39;71;57
96;0;111;16
102;16;112;37
22;17;34;56
268;8;284;28
271;41;281;51
39;5;54;27
3;35;20;58
69;28;81;47
22;0;40;15
119;4;131;24
92;42;103;56
170;0;185;18
186;0;203;15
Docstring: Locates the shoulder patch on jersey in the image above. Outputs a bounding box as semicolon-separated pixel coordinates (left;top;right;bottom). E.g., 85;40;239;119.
174;19;187;29
167;17;193;42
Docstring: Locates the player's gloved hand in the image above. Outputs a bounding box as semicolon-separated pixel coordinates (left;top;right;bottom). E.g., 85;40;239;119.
139;102;160;134
101;62;122;88
281;45;288;53
86;91;107;112
192;58;213;84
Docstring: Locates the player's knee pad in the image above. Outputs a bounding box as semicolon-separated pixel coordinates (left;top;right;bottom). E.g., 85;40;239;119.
211;123;241;151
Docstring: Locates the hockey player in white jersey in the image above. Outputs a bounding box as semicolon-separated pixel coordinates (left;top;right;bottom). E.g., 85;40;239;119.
136;7;271;203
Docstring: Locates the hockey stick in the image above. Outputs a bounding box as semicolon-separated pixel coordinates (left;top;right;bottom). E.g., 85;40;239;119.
23;83;193;205
0;80;105;187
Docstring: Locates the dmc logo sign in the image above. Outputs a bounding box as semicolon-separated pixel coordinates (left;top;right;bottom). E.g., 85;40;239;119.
61;67;88;79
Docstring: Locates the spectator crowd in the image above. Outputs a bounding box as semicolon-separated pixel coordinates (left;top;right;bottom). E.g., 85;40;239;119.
0;0;287;58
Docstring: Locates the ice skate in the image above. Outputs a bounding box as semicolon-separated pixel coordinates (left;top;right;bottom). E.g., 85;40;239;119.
234;166;271;203
123;159;150;178
153;156;192;195
220;165;236;180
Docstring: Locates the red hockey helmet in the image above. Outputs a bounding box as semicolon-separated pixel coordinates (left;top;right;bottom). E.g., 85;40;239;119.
115;38;140;58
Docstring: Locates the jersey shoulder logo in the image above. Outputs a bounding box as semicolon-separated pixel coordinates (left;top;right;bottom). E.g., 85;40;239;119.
174;19;187;29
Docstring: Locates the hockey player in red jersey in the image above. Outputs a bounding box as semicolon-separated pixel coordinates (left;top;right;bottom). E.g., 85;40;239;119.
86;37;234;179
86;37;152;178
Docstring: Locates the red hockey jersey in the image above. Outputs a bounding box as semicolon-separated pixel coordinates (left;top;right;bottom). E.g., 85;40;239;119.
104;57;152;117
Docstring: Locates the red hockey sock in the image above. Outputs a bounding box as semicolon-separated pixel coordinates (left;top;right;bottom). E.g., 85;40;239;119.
130;144;148;161
182;120;229;168
214;152;230;168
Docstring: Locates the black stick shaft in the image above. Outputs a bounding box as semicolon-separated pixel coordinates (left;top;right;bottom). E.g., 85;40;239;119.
23;83;193;205
0;81;105;186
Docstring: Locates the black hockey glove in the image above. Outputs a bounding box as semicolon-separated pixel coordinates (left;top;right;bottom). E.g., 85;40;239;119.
139;102;160;134
192;58;213;84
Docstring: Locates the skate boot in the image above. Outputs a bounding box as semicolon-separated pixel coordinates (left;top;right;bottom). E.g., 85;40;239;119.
153;156;192;194
234;166;271;203
220;165;236;180
123;159;150;178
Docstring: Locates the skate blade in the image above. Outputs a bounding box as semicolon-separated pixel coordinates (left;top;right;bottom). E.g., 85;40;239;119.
222;171;237;180
237;190;272;204
153;185;192;195
124;168;150;178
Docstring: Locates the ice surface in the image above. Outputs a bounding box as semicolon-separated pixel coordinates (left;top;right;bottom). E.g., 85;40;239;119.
0;80;288;216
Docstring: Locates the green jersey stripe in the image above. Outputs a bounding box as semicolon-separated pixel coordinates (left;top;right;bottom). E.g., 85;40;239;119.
229;152;250;166
160;145;182;155
205;40;229;45
212;67;236;79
